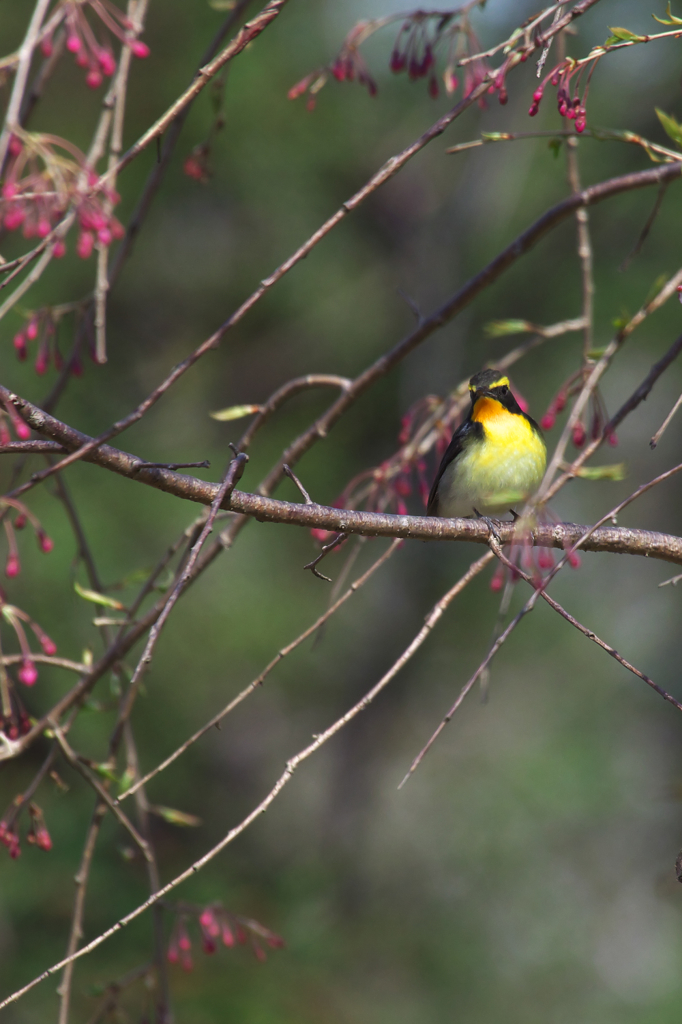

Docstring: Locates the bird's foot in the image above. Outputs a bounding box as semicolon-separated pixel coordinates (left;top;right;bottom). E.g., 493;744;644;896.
473;508;502;545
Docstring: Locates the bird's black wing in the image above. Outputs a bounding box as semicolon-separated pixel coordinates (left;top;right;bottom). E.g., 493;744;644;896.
426;418;482;517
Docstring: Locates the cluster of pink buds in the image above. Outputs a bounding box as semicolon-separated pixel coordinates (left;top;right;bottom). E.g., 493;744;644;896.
0;709;31;741
529;57;597;133
390;15;442;97
12;309;64;375
167;905;284;971
1;133;124;259
41;0;149;90
0;802;52;860
26;803;52;850
289;11;492;109
0;596;57;688
0;397;31;443
541;378;617;448
2;497;55;579
0;820;21;859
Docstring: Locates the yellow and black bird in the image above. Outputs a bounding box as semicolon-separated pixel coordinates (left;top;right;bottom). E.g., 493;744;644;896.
427;369;546;520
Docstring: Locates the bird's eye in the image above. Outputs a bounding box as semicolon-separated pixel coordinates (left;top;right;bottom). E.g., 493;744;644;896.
497;385;508;395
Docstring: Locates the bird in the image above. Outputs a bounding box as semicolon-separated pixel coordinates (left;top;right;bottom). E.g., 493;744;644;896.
427;368;546;521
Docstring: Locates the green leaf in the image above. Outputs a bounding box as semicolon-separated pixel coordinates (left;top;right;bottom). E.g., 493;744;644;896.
644;272;671;306
655;108;682;148
653;2;682;25
208;0;237;9
118;768;136;794
74;581;125;610
574;463;627;481
548;138;563;158
150;804;202;827
612;309;631;330
605;26;646;43
484;319;533;337
92;763;120;783
209;403;261;422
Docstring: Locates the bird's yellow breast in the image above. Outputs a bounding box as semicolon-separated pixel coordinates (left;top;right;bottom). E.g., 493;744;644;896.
437;396;546;517
471;396;541;463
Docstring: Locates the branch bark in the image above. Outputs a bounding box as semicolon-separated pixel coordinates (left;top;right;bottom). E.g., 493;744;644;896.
3;385;682;565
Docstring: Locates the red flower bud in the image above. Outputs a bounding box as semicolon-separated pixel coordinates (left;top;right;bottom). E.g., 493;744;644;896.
130;40;150;58
18;660;38;687
5;555;20;578
571;423;586;448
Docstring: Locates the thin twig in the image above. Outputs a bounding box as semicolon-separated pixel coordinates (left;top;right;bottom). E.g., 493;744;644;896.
650;392;682;449
0;553;491;1012
107;452;248;754
116;539;401;804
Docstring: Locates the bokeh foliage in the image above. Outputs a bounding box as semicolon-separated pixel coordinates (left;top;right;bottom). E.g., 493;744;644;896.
3;0;682;1020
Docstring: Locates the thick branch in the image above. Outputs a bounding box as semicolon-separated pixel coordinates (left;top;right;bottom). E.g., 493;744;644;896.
3;386;682;565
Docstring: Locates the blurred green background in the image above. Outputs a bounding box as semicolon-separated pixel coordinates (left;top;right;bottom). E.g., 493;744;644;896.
3;0;682;1021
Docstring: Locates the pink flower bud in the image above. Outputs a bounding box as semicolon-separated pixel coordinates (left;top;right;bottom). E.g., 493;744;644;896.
66;34;81;53
528;102;539;117
331;59;346;82
130;40;150;58
8;135;22;156
181;952;193;972
97;49;116;76
26;319;39;341
2;183;18;200
110;217;125;240
554;392;566;413
40;38;53;57
5;207;25;231
428;75;439;99
97;227;112;246
537;550;555;570
606;430;618;447
18;660;38;686
38;530;54;553
167;944;179;964
86;69;103;89
533;87;544;102
14;514;26;530
202;936;217;954
178;932;191;952
490;569;504;591
13;332;27;360
678;284;682;304
40;635;57;656
35;349;49;375
76;231;95;259
14;419;31;440
35;825;52;851
5;554;20;578
568;551;581;569
571;422;586;448
221;921;235;947
75;52;89;68
36;218;51;238
498;87;508;105
390;50;406;73
540;413;555;431
53;240;66;258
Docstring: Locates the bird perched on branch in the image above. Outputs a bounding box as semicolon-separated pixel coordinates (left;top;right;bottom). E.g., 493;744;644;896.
427;369;546;520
